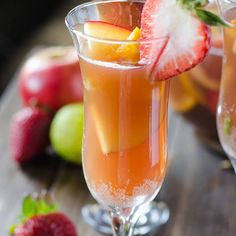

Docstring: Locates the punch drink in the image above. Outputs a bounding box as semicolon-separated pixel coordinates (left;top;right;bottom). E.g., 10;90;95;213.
80;54;169;207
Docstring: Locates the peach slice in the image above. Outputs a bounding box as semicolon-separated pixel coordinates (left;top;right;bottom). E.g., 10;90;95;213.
84;21;131;40
84;21;131;61
116;27;141;62
84;21;140;62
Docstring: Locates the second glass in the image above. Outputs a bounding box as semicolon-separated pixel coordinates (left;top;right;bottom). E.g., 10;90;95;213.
217;0;236;172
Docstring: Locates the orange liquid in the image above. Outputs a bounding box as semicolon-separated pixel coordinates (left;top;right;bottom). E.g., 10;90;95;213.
80;55;169;208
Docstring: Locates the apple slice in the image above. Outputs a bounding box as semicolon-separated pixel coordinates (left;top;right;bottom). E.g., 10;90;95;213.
84;21;141;62
84;21;131;40
90;100;150;154
84;21;131;61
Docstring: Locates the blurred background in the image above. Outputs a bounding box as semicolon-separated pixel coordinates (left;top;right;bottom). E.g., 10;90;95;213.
0;0;83;96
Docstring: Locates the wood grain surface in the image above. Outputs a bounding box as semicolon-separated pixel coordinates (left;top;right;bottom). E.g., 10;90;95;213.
0;76;236;236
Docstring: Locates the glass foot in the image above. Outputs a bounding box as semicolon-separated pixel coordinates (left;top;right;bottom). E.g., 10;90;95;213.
81;201;170;235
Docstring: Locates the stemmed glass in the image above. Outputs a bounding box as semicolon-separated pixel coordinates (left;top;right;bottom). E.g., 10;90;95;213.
66;0;170;235
216;0;236;172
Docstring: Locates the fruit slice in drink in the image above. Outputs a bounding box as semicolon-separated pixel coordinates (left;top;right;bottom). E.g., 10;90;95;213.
84;21;140;62
83;23;153;154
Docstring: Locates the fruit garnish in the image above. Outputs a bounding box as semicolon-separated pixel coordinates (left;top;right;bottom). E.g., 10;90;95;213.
141;0;211;81
178;0;230;26
127;27;141;40
11;192;77;236
84;21;142;62
90;98;150;154
82;64;166;154
116;27;141;62
84;21;131;61
84;21;131;40
9;107;51;164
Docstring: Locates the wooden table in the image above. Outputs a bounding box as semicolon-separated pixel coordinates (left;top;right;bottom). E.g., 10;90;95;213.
1;76;236;236
1;2;236;235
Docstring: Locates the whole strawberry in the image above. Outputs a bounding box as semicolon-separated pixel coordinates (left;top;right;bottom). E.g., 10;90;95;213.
11;192;77;236
9;107;51;163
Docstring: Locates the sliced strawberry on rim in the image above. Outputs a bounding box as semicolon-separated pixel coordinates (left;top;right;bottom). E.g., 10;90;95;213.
140;0;211;81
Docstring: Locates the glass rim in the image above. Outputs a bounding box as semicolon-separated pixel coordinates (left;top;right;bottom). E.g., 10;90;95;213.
224;0;236;4
65;0;168;45
216;0;236;27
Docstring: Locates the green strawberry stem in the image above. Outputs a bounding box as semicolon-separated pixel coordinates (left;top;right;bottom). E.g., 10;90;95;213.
177;0;231;26
178;0;209;9
195;8;231;26
10;191;59;234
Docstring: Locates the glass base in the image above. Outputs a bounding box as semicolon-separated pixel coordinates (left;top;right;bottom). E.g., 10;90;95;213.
81;201;170;235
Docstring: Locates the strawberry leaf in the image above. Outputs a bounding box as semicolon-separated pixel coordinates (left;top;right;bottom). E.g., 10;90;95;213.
22;196;38;218
195;8;231;26
10;192;59;235
9;224;18;235
37;198;59;214
178;0;209;10
177;0;228;27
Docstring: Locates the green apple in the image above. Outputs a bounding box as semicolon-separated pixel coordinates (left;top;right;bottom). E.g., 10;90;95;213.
50;103;83;164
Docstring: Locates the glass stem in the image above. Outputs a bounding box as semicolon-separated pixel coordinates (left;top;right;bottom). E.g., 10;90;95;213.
110;207;141;236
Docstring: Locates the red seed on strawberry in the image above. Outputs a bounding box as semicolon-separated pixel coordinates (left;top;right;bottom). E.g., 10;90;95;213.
140;0;211;81
9;107;51;163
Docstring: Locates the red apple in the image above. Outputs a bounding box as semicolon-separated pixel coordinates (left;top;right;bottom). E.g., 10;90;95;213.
19;46;83;112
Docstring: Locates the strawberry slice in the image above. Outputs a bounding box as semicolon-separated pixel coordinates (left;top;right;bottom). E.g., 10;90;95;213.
140;0;211;81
